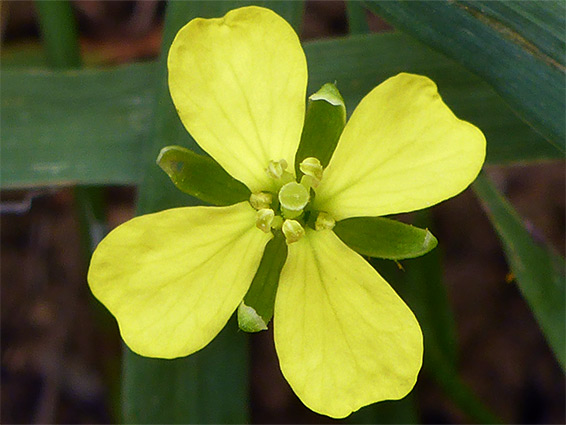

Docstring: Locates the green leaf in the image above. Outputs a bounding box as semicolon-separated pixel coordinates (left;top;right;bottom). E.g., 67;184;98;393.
0;62;155;188
346;1;370;35
463;1;565;64
364;0;566;148
34;0;81;69
294;83;346;174
402;211;458;366
3;33;562;190
426;355;502;424
123;317;249;424
334;216;438;260
240;232;287;329
472;172;566;369
157;145;250;206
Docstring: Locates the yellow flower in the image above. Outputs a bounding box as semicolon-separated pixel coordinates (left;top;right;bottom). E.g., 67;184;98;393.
88;6;485;418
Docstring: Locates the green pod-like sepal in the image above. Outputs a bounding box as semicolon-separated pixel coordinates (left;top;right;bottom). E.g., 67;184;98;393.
294;83;346;175
157;145;250;206
238;231;287;332
334;216;438;260
237;302;268;333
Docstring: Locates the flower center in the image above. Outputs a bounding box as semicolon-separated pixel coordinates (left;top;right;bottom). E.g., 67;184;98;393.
251;157;334;243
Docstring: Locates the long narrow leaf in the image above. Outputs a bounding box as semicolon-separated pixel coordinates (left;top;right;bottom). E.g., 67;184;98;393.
473;173;565;369
1;63;155;188
122;320;249;423
34;0;81;68
346;1;369;35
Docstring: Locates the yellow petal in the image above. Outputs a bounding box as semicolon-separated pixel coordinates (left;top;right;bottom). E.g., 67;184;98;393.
274;229;423;418
88;202;272;359
315;73;486;220
168;6;307;192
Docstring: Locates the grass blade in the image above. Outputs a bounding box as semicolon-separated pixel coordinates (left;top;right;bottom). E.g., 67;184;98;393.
346;1;369;35
473;173;565;369
34;0;81;69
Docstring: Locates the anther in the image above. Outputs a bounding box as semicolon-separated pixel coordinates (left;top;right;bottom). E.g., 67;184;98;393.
315;211;335;231
266;159;288;179
282;219;305;244
250;192;273;210
300;157;323;181
256;209;275;233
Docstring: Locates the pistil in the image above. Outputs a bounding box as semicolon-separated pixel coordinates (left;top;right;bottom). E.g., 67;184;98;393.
278;181;310;219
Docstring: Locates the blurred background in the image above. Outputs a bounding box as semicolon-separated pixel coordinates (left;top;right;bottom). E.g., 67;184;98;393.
1;1;564;423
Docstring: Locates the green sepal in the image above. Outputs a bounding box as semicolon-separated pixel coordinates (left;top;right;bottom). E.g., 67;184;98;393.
157;145;250;206
237;302;268;333
334;216;438;260
238;231;288;332
294;83;346;175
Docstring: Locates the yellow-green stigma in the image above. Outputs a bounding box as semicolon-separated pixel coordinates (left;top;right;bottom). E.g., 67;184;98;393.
279;181;310;219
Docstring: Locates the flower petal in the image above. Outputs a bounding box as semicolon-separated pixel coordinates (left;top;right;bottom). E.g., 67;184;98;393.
274;229;423;418
314;73;486;220
168;6;307;192
88;202;272;359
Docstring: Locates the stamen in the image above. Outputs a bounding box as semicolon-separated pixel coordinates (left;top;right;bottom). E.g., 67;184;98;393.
266;159;288;179
282;219;305;244
250;192;273;210
300;174;319;189
315;211;335;230
255;208;274;233
299;157;323;181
